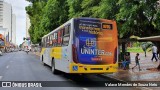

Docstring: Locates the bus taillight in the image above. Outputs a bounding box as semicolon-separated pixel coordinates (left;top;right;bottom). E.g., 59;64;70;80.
72;44;78;63
113;47;117;64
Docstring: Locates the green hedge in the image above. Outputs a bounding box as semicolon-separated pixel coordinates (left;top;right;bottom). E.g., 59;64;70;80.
127;47;144;53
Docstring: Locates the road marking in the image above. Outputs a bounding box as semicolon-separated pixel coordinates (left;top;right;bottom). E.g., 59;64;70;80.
83;88;89;90
0;76;3;80
6;65;9;69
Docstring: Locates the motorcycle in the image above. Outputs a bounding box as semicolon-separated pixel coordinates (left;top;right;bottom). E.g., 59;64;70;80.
25;49;29;54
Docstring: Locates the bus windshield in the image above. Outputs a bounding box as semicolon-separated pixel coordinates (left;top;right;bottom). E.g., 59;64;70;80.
74;18;118;65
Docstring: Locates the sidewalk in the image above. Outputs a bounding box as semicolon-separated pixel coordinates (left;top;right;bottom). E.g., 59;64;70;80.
33;51;160;81
103;52;160;90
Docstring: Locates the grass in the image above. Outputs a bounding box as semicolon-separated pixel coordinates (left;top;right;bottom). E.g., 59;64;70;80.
126;47;143;53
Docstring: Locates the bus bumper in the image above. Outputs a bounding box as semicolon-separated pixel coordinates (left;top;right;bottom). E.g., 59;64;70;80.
69;63;118;74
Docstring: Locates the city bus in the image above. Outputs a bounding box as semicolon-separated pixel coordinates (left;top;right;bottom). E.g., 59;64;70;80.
40;18;118;74
0;34;5;52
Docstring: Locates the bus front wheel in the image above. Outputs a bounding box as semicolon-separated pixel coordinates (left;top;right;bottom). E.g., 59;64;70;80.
51;59;59;74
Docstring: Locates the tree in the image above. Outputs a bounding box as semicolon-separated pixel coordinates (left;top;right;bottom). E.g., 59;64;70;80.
96;0;119;19
26;0;47;43
116;0;160;38
40;0;69;33
67;0;83;18
115;0;160;69
81;0;101;17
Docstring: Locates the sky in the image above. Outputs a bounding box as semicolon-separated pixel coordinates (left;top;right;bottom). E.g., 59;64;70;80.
5;0;30;45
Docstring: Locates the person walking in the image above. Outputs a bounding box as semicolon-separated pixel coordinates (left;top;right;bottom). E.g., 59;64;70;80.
132;53;141;71
151;44;158;62
142;43;147;57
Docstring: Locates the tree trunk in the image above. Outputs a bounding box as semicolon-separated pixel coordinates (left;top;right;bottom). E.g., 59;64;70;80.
157;43;160;70
122;42;126;53
157;64;160;70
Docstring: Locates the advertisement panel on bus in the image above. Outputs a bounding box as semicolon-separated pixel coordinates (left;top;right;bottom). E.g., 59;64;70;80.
74;18;118;65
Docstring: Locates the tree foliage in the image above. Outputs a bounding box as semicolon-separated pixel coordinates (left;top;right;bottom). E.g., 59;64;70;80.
116;0;160;38
26;0;160;43
26;0;48;43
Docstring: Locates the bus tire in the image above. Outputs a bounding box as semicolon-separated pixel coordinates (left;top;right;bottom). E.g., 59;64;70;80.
51;59;59;74
42;55;46;66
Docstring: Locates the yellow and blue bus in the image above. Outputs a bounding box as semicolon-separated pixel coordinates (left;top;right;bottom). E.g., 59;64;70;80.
40;18;118;74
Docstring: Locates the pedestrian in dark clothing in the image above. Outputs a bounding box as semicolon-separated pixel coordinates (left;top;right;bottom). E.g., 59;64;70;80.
151;45;158;62
132;53;141;71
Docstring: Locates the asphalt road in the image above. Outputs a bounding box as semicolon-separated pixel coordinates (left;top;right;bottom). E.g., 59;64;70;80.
0;51;141;90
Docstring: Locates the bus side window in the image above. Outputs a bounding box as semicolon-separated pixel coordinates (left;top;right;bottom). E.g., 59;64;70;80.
49;35;53;47
62;25;70;46
51;33;54;46
45;37;47;47
44;38;47;47
47;36;50;47
52;33;54;46
57;30;62;46
43;38;45;47
53;33;57;46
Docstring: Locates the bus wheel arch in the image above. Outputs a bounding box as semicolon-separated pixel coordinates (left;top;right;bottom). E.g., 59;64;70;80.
51;58;59;74
41;55;46;66
42;55;43;62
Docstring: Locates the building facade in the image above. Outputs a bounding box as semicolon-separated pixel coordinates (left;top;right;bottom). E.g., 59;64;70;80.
0;0;3;27
3;2;12;42
0;0;16;46
12;14;16;44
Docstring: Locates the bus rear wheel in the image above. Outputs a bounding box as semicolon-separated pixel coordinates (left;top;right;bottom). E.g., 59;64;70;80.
51;59;59;74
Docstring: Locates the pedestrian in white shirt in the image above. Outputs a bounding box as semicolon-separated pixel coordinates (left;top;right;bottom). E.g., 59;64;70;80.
151;45;158;62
